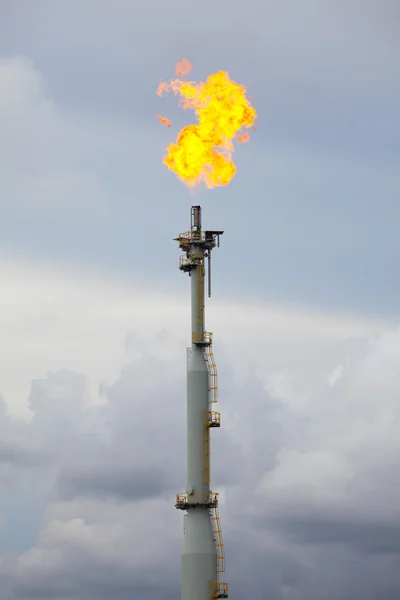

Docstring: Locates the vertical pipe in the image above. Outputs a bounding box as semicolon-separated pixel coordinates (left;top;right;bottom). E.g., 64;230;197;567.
188;254;207;498
192;205;201;229
191;253;205;344
208;252;211;298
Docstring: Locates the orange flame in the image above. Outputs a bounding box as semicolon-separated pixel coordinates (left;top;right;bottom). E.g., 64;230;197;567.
237;132;250;143
157;61;257;188
176;59;192;76
156;82;170;97
157;115;172;128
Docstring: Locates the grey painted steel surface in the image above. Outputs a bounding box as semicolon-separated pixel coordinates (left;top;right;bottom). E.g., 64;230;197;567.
181;247;217;600
186;346;209;496
191;254;203;342
182;509;217;600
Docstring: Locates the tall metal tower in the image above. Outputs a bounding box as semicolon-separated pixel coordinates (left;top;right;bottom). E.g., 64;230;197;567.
175;205;228;600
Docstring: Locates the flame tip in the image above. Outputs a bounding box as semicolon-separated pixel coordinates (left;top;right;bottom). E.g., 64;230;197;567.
157;63;257;189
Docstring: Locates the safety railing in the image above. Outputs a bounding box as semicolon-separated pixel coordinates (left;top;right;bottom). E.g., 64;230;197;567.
192;330;213;344
208;410;221;427
176;231;209;247
175;492;219;509
179;253;204;270
204;340;218;404
176;232;192;250
209;582;228;599
179;255;191;270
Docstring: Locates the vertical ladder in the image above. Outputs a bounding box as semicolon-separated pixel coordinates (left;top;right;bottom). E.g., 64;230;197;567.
202;409;221;484
196;262;205;328
202;333;219;485
202;409;211;484
210;504;226;573
202;327;228;597
204;336;218;405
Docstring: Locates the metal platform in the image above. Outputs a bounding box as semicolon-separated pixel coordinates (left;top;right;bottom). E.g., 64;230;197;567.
175;492;219;510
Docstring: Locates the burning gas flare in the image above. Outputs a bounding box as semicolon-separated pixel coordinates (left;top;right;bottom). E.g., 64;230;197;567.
237;132;250;143
157;115;172;128
157;60;257;188
176;59;192;76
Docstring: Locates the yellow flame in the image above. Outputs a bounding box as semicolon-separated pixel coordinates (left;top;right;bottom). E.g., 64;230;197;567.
157;62;257;188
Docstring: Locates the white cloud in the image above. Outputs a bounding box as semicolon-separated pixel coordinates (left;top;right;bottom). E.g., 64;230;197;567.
0;256;391;419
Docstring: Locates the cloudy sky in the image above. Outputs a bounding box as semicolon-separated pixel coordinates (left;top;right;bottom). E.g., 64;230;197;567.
0;1;399;598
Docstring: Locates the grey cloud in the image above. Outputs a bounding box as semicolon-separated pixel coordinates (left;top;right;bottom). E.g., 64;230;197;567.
240;330;400;569
28;370;85;418
277;516;400;554
23;356;187;502
0;439;52;468
0;494;181;600
57;462;172;502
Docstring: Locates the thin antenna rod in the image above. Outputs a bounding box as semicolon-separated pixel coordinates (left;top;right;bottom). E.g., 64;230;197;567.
208;252;212;298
